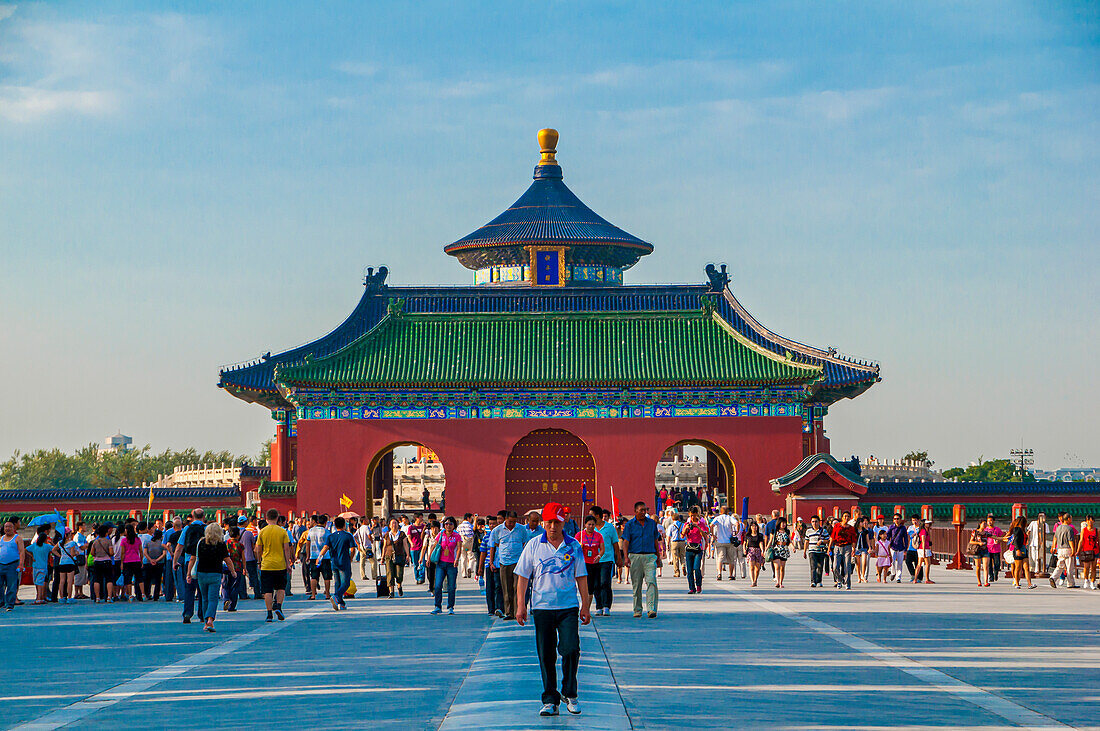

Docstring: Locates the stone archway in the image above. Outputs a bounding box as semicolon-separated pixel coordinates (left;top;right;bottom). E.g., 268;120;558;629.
365;442;446;520
505;428;596;518
654;439;737;513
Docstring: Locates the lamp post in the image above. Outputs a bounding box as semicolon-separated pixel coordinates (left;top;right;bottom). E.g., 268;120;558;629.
948;504;969;570
1009;448;1034;478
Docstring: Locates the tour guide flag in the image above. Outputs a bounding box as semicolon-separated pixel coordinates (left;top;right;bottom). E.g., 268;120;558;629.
147;485;155;512
609;484;620;519
339;493;353;510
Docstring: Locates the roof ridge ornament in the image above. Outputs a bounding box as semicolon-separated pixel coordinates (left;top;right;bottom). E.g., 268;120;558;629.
386;297;405;317
364;266;389;289
538;128;559;166
705;263;730;292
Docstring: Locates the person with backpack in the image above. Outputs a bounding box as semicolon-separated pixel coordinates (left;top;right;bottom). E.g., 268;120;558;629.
173;508;207;624
317;516;356;610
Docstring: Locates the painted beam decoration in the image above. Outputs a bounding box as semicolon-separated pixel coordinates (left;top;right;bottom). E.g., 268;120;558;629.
288;386;806;421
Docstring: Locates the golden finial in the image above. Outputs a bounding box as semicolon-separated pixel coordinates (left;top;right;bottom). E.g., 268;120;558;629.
538;128;559;166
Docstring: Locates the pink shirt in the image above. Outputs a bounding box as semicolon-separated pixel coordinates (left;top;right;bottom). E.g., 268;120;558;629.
120;536;142;563
985;526;1004;553
437;531;461;563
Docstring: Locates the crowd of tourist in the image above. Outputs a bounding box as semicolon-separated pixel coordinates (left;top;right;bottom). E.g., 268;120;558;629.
1;504;1096;618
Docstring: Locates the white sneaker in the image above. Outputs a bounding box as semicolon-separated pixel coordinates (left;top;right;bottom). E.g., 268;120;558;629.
539;703;559;716
565;697;580;715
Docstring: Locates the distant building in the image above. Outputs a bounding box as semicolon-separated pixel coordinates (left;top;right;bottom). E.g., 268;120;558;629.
100;432;133;455
861;455;941;482
1033;467;1099;482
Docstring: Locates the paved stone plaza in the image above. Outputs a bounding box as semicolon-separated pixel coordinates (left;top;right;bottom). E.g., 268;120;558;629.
3;563;1096;730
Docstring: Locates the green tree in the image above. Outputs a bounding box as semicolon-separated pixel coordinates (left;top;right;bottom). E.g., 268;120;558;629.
0;444;253;491
256;439;272;467
903;450;932;466
942;458;1034;482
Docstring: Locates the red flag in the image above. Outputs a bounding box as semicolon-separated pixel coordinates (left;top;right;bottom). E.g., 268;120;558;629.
610;484;621;519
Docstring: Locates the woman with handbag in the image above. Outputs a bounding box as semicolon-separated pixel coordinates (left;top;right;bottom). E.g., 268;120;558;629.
968;527;988;586
743;521;766;587
768;517;792;588
187;523;237;633
382;518;408;597
431;517;462;615
89;524;115;603
1005;515;1035;589
683;507;707;594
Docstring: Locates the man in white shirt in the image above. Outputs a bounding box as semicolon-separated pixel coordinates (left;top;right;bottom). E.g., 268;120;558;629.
354;519;375;581
729;513;746;578
710;506;738;580
1027;513;1048;575
516;502;590;718
457;513;476;578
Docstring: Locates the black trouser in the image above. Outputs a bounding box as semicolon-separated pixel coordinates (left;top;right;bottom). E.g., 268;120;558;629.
426;561;437;593
905;550;924;581
243;559;260;599
222;570;239;610
533;607;580;705
592;562;613;610
145;563;163;601
483;568;499;613
809;552;826;585
989;552;1001;581
122;562;144;599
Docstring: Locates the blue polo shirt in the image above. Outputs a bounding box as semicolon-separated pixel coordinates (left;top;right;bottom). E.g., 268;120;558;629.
323;530;355;571
597;522;619;563
621;516;660;554
489;523;532;567
514;533;586;610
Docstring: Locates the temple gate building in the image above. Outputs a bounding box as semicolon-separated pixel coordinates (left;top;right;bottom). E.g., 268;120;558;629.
217;129;881;518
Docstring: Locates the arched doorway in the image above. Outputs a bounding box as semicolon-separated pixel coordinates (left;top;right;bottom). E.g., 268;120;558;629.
505;429;595;519
365;443;446;520
654;440;736;515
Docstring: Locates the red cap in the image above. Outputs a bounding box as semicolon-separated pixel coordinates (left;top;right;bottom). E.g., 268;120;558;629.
541;502;569;522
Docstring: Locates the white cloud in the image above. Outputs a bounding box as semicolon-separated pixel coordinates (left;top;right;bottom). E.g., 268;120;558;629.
0;5;15;22
0;9;214;124
334;61;378;77
0;86;115;122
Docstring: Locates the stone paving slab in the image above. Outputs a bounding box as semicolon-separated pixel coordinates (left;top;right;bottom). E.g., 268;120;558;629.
439;619;630;730
2;562;1097;730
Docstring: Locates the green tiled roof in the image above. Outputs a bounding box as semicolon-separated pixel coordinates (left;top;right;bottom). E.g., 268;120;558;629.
259;480;297;497
275;309;823;389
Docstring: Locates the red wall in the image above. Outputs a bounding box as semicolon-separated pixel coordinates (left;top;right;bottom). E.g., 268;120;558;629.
295;416;805;518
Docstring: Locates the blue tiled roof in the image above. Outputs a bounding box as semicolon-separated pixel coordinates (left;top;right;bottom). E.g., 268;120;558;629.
444;164;653;255
219;283;880;403
771;453;868;489
865;481;1098;497
0;486;241;503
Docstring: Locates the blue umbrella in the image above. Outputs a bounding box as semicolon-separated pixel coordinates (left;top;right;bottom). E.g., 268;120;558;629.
27;513;64;527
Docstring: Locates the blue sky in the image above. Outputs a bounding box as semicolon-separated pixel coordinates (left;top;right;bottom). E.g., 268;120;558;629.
1;1;1097;470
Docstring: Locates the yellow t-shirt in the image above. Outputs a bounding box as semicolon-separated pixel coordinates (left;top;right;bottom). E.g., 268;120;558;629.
258;524;289;571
